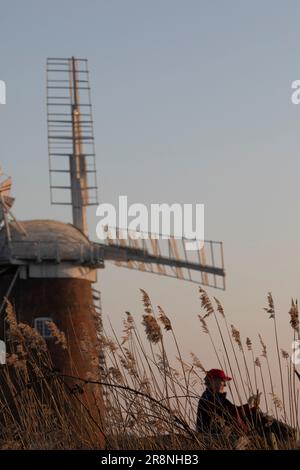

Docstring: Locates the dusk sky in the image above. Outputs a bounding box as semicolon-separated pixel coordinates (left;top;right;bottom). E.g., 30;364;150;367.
1;1;300;399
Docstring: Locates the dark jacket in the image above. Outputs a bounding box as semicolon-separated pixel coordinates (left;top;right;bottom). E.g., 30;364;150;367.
196;389;252;434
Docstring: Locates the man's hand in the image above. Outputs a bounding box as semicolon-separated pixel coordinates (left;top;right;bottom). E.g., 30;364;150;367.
248;391;261;408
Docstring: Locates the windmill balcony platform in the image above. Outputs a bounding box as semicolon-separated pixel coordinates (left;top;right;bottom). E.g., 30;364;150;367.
0;219;105;267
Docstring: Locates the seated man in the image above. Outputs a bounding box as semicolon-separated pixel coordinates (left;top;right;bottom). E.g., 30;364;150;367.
197;369;295;446
196;369;254;436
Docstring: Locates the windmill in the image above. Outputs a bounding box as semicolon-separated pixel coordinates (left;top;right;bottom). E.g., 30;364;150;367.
0;57;225;439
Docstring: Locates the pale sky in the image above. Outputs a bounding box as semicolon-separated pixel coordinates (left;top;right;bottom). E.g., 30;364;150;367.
1;0;300;403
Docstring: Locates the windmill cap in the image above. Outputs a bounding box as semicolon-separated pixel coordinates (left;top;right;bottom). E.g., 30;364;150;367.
206;369;232;381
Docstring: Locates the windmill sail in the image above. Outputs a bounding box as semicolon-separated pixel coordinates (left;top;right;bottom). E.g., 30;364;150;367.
0;174;26;238
45;57;225;290
0;177;14;217
47;57;98;236
101;227;225;289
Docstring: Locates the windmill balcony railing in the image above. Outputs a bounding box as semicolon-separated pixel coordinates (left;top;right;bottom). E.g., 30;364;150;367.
0;240;105;266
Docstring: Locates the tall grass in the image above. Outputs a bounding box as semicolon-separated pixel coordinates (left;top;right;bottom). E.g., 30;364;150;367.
0;300;103;449
0;288;299;450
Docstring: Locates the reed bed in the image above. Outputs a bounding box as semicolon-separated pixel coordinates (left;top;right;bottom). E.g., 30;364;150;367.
0;288;299;450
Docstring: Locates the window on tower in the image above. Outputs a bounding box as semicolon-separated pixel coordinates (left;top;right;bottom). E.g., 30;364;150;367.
34;317;53;339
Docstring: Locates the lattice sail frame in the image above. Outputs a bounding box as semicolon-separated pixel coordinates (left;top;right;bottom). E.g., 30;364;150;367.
47;58;98;234
103;227;225;289
46;57;225;290
0;171;26;240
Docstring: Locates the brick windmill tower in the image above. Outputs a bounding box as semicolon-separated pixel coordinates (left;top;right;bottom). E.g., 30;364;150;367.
0;57;225;432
